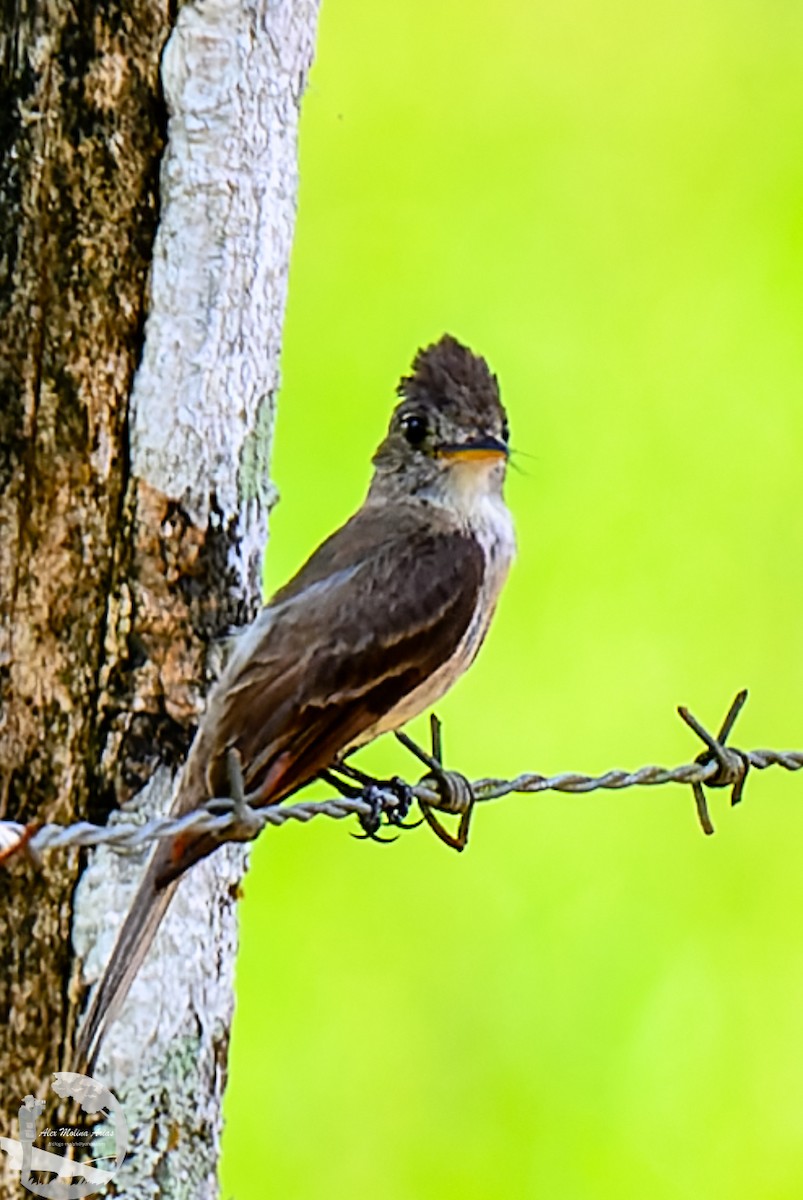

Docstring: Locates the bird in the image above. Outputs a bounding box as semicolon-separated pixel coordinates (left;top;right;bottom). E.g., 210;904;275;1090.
75;333;515;1069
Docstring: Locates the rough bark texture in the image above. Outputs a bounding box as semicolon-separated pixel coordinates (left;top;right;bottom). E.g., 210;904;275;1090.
0;0;170;1141
0;0;319;1195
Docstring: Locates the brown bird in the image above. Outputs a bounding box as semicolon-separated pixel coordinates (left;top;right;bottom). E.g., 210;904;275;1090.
75;333;515;1068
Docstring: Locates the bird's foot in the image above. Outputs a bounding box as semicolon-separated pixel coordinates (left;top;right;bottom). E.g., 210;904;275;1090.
322;767;422;842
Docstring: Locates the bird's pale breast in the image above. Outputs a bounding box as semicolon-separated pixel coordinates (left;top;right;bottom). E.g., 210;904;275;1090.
353;488;515;745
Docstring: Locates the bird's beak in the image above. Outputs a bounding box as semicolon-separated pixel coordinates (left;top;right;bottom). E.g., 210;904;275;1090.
436;435;508;463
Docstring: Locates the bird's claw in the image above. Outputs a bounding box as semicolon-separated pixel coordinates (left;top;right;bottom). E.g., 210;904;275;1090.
350;828;399;843
393;815;425;830
324;766;419;842
330;722;472;847
383;777;418;825
352;780;417;842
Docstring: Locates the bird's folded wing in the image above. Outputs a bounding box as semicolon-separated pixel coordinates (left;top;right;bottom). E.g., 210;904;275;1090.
203;504;486;806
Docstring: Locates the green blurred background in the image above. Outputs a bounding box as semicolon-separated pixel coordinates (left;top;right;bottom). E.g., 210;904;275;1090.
222;2;803;1196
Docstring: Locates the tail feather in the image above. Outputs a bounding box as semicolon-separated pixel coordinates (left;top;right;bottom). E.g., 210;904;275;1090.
74;737;214;1070
73;856;179;1073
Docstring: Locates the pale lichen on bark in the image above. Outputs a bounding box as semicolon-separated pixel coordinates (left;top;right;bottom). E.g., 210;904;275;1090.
72;1;320;1195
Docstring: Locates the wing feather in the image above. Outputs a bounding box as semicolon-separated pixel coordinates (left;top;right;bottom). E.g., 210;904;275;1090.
209;504;484;799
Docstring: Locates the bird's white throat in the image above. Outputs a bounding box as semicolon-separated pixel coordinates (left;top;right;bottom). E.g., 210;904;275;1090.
432;458;516;567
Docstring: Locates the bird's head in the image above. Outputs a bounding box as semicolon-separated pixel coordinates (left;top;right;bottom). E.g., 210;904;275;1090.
370;334;509;505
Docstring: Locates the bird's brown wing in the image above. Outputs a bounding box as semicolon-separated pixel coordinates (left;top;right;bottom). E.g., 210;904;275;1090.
210;504;484;800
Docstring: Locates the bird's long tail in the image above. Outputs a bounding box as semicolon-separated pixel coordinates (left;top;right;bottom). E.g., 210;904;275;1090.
74;709;293;1069
73;853;179;1074
73;741;216;1073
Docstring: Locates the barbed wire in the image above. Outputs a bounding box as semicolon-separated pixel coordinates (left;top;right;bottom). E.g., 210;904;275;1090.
1;690;801;866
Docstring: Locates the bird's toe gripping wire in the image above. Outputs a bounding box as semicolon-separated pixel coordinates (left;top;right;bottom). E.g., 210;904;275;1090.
395;714;475;852
678;689;751;836
320;764;416;842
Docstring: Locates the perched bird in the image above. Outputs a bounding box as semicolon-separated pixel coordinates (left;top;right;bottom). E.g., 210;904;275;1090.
76;333;515;1068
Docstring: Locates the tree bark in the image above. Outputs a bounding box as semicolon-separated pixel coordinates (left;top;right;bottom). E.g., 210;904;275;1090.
0;1;319;1195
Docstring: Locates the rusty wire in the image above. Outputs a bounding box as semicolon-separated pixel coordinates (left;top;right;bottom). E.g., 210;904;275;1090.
1;690;801;867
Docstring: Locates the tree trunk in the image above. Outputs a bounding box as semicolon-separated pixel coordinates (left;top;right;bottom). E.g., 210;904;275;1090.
0;1;319;1195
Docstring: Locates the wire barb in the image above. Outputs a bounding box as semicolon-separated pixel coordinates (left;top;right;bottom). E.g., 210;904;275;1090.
396;714;475;851
200;748;265;842
677;689;751;835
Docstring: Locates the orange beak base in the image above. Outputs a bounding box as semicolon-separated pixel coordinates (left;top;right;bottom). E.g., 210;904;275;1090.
436;435;508;463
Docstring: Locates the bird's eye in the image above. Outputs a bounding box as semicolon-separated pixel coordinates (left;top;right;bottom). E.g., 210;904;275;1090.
501;417;510;444
400;412;428;446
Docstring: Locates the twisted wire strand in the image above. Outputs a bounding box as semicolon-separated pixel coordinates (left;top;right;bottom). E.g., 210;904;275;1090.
1;744;801;864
